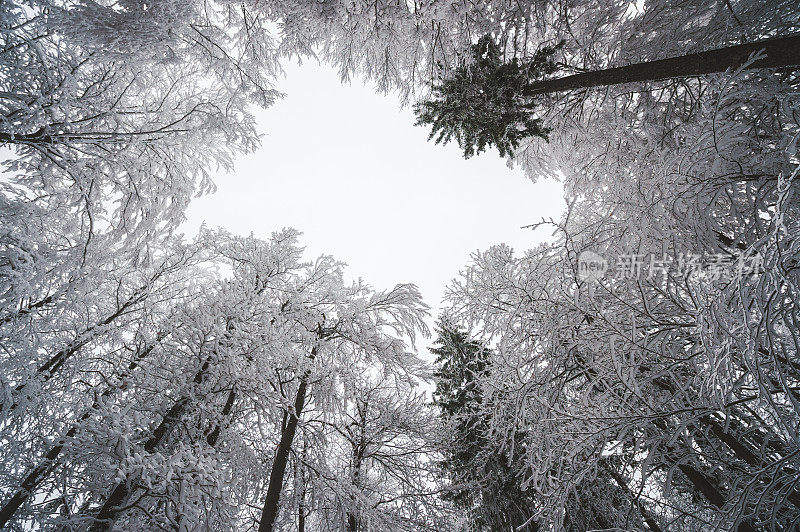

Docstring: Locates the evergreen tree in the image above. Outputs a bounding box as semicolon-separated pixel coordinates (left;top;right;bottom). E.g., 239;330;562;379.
416;33;800;158
432;318;668;532
414;36;560;159
431;319;538;531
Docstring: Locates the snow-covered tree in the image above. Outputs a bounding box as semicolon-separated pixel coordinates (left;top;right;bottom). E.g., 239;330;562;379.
4;2;800;531
251;239;432;531
442;56;800;528
0;228;440;531
310;375;450;531
416;32;800;158
1;0;278;243
0;233;209;528
431;319;538;530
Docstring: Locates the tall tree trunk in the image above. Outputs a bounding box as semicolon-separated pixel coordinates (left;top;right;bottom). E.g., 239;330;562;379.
346;443;364;532
86;355;213;532
296;441;308;532
603;465;663;532
88;396;191;532
206;387;236;447
298;503;306;532
704;415;800;506
0;338;162;529
573;345;758;530
347;400;367;532
523;33;800;97
675;461;757;532
258;374;309;532
652;375;800;509
346;501;359;531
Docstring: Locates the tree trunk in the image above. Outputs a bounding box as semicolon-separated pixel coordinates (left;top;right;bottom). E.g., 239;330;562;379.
573;347;758;530
0;293;56;326
88;396;190;532
346;443;363;532
258;371;310;532
206;387;236;447
297;442;307;532
603;465;663;532
701;416;800;509
0;339;161;529
346;503;359;532
347;400;367;532
86;355;212;532
0;129;142;147
298;502;306;532
524;33;800;97
653;377;800;509
675;462;757;532
0;438;64;528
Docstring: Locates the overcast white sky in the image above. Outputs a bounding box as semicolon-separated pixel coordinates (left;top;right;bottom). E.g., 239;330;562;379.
183;60;565;338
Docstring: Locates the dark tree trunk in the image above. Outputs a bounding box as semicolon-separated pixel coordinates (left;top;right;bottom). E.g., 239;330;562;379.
604;465;663;532
0;293;56;325
524;33;800;96
88;396;190;532
699;416;800;509
596;341;799;515
297;454;307;532
258;373;310;532
347;401;367;532
0;439;63;528
347;511;358;532
573;347;758;530
0;129;59;146
206;388;236;447
0;339;161;529
0;129;142;147
676;463;757;532
346;450;361;532
298;507;305;532
653;382;800;509
86;355;212;532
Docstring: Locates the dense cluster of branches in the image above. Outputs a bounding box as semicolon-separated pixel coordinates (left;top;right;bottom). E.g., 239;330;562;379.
1;1;458;530
3;0;800;531
0;226;449;530
430;3;800;531
414;36;561;158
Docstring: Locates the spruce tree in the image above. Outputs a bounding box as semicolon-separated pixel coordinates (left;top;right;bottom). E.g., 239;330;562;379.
414;36;559;159
416;33;800;158
431;319;538;530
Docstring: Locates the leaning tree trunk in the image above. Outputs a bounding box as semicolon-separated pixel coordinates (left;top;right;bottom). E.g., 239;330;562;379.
87;396;191;532
647;360;800;510
258;373;310;532
571;343;758;531
523;33;800;97
0;338;163;529
206;387;237;447
347;399;367;532
86;354;214;532
0;286;148;413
